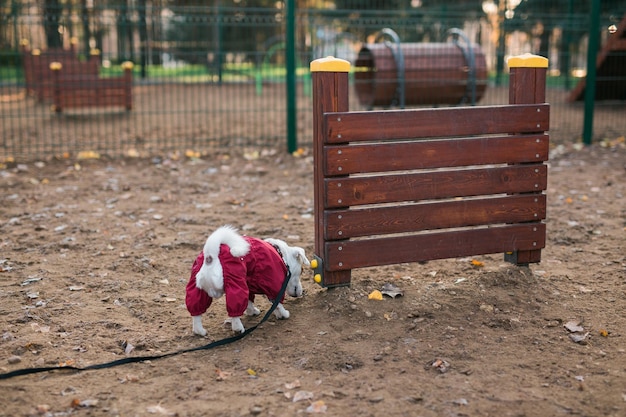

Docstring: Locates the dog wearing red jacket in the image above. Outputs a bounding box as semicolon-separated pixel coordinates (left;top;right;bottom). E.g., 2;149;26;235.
185;226;310;336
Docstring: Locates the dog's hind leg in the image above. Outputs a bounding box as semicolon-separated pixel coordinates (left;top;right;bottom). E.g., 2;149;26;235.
246;300;261;316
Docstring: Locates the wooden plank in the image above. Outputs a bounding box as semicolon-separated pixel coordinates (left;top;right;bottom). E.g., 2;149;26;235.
324;134;549;176
53;74;131;110
325;194;546;239
325;164;547;208
324;223;546;271
324;104;549;143
57;79;127;89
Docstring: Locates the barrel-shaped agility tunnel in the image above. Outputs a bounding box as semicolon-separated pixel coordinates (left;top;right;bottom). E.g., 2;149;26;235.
354;42;488;107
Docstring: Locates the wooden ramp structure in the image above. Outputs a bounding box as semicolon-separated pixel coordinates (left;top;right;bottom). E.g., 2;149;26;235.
310;54;550;288
569;14;626;101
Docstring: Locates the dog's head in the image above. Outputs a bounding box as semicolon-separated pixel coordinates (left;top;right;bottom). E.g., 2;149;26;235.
265;238;310;298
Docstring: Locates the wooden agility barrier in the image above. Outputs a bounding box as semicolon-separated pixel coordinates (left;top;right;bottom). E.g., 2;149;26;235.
20;38;93;102
311;53;549;288
49;59;134;113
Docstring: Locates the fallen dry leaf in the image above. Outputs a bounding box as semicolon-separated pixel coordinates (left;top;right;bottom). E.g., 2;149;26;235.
76;151;100;160
306;400;327;413
564;320;584;333
78;399;99;408
30;323;50;333
124;341;135;355
285;380;301;390
368;290;383;301
146;404;175;415
185;149;200;159
215;369;231;381
121;374;140;383
429;358;450;373
569;332;590;344
293;390;314;403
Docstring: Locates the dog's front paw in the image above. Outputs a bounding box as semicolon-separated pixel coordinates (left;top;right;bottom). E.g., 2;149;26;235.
231;317;245;333
274;304;290;320
192;316;207;337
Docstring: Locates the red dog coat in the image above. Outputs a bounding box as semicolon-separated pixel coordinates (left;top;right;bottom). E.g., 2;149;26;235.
185;237;288;318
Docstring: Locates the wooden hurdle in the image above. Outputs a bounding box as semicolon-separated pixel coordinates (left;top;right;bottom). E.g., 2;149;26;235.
49;60;134;113
310;54;549;288
20;38;90;101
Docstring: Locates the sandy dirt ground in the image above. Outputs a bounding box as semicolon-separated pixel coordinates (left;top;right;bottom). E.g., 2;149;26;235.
0;139;625;417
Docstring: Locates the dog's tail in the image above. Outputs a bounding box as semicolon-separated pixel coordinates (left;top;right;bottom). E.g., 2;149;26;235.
203;225;250;260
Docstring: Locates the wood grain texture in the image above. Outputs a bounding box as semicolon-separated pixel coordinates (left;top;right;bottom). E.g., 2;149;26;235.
324;223;546;271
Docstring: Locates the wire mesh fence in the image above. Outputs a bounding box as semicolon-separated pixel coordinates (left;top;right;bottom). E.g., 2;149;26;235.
1;1;625;161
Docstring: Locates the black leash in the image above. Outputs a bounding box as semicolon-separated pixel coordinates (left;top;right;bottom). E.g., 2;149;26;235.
0;270;291;380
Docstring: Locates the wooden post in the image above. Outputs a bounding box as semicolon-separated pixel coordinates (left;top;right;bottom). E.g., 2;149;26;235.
121;61;134;111
311;56;351;287
69;36;78;54
20;40;33;96
89;48;102;66
32;49;45;102
506;53;549;265
49;62;63;113
508;53;548;104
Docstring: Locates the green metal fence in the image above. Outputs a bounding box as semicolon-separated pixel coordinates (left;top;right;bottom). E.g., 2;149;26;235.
1;1;625;161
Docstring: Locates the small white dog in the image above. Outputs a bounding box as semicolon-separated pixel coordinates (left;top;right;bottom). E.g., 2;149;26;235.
185;226;310;336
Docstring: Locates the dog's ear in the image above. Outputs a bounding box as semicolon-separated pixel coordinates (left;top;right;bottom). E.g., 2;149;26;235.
291;247;310;267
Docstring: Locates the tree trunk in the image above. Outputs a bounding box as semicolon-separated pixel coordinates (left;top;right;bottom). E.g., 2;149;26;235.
43;0;63;48
81;0;91;57
117;0;130;61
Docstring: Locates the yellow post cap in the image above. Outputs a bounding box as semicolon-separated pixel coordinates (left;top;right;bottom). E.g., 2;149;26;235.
49;62;62;70
90;48;101;56
310;56;350;73
121;61;134;70
507;53;548;68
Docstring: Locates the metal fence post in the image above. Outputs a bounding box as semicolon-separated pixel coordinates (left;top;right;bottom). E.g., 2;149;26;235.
285;0;297;153
582;0;601;145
